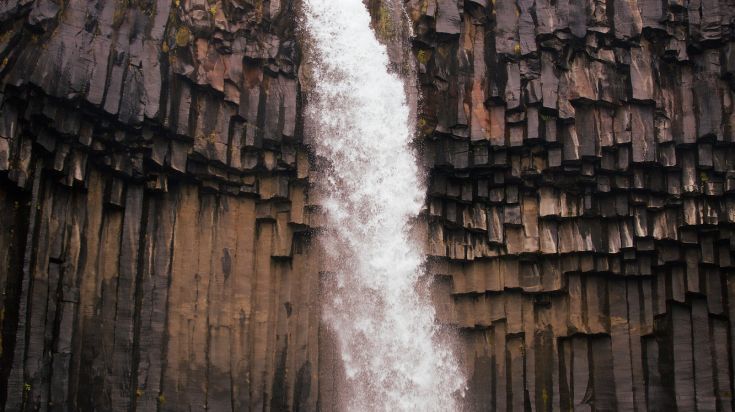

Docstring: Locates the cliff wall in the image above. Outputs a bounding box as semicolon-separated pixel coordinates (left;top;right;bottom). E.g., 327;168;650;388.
0;0;734;411
409;0;735;410
0;1;327;410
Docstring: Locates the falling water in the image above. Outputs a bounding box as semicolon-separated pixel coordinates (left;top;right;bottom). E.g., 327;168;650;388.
302;1;465;410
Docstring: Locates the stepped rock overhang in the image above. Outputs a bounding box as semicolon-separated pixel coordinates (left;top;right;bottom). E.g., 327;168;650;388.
0;0;735;411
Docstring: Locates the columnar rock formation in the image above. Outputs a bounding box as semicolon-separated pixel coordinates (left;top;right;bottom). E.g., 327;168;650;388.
0;0;734;411
0;1;322;410
407;1;735;410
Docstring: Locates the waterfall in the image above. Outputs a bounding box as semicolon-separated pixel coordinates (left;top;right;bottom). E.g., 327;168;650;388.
301;1;465;410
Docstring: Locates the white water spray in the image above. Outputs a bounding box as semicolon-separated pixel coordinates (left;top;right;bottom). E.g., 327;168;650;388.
302;1;465;410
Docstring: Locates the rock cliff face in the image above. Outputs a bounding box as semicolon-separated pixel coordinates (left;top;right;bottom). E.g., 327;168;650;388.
0;1;323;411
0;0;734;411
408;1;735;410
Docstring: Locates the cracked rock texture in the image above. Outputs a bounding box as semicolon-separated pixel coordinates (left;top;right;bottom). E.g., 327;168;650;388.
0;1;322;411
0;0;735;411
409;0;735;411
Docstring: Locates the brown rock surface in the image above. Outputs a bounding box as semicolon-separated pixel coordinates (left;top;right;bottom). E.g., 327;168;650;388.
0;1;323;411
411;0;735;410
0;0;734;410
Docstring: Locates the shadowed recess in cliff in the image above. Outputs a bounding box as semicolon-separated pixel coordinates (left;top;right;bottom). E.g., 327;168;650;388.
301;0;465;410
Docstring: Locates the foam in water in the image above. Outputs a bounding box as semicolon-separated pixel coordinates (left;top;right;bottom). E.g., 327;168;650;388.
302;1;465;410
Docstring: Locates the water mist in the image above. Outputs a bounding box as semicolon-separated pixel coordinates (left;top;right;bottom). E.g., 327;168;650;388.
301;1;466;410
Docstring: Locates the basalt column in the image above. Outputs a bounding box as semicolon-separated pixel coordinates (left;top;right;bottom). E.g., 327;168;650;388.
0;1;323;411
409;0;735;411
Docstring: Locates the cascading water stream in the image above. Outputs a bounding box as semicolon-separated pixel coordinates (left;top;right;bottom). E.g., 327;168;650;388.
301;1;465;410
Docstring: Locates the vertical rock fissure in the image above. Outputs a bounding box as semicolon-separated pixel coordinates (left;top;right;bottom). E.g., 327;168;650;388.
301;1;465;410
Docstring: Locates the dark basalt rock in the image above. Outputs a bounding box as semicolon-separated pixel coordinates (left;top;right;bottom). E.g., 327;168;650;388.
0;1;318;411
409;0;735;410
0;0;734;411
